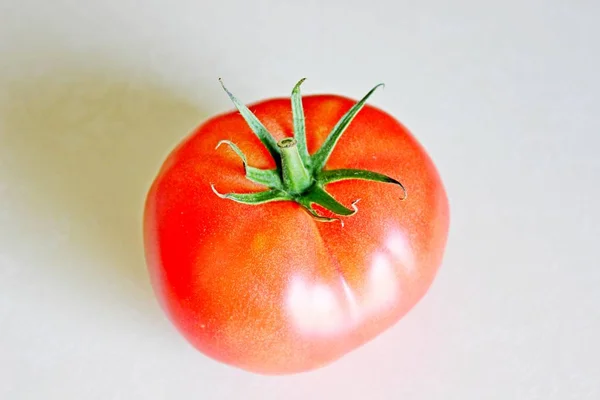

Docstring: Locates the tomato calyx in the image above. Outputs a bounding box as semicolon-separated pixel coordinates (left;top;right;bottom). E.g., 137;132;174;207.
211;78;407;223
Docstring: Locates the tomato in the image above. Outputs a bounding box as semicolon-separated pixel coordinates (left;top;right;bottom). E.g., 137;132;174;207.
143;79;449;375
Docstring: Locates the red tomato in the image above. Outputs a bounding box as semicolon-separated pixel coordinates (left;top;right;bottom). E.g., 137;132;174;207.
143;79;449;375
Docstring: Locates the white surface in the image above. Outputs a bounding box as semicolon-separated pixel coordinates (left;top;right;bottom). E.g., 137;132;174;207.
1;1;599;399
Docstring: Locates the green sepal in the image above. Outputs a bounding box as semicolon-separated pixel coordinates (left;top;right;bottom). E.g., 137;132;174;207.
300;185;358;216
291;78;311;168
211;185;291;204
216;140;283;189
319;168;407;200
219;79;281;165
297;200;341;223
311;83;384;171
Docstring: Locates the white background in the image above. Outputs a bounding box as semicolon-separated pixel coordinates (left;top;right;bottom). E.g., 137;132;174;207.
1;1;599;399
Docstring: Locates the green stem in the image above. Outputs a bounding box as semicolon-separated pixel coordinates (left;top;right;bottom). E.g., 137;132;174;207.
277;138;312;194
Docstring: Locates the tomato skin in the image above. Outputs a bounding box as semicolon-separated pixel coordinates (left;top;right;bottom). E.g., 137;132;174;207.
143;93;449;375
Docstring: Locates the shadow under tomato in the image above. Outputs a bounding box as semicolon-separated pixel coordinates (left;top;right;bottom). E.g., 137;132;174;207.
1;54;210;318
